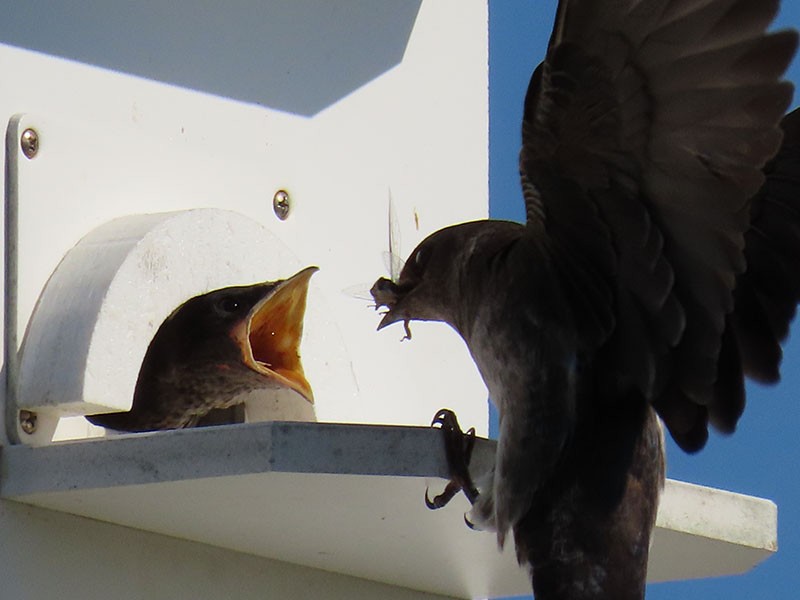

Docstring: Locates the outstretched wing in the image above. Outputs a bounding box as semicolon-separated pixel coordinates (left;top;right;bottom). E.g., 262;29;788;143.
732;110;800;384
519;0;797;451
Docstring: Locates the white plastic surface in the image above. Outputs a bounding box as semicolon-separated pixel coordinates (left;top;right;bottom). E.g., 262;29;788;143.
0;499;453;600
0;0;490;443
0;422;778;598
16;208;328;444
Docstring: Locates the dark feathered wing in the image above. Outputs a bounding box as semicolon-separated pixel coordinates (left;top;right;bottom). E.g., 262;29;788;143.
732;111;800;383
519;0;798;451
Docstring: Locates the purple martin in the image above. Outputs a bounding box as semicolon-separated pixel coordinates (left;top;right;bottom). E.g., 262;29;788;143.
373;1;799;598
88;267;316;432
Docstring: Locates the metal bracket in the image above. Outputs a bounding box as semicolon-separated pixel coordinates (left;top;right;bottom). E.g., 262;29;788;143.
3;114;24;445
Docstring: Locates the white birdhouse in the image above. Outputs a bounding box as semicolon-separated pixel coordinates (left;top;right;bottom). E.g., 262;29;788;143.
1;3;490;445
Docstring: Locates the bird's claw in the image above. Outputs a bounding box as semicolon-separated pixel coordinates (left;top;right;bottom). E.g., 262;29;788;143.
463;513;478;530
425;480;462;510
427;408;480;509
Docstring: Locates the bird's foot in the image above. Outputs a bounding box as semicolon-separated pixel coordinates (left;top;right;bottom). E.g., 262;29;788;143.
425;408;480;509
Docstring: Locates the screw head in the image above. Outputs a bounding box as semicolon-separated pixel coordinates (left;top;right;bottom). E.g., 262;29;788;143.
273;190;291;221
19;410;38;434
20;128;39;159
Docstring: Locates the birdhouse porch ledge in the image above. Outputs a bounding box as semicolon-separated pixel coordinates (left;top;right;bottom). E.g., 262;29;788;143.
0;421;777;599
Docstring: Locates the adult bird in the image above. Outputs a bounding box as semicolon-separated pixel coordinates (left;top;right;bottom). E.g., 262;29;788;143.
372;1;800;598
88;267;317;432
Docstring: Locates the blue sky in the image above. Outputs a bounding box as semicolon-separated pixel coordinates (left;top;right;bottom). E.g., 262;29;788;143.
487;2;800;598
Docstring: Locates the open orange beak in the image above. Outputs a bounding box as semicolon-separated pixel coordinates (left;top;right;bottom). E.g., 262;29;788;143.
238;266;317;403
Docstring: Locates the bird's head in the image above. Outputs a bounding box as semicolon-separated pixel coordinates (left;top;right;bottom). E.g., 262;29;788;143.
371;227;460;336
152;266;318;403
371;220;524;338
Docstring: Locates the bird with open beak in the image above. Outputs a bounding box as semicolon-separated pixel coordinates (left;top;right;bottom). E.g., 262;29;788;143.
88;267;317;432
373;1;800;598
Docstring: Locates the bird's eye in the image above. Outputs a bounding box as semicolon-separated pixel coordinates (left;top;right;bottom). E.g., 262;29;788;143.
217;297;240;314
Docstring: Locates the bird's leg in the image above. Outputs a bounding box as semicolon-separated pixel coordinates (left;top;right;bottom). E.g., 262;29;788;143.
425;408;480;509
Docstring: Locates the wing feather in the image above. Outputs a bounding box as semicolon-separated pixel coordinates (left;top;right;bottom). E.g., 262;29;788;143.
731;110;800;385
520;0;797;450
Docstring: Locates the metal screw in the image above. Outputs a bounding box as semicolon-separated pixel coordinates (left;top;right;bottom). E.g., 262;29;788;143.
273;190;291;221
20;128;39;159
19;410;38;434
